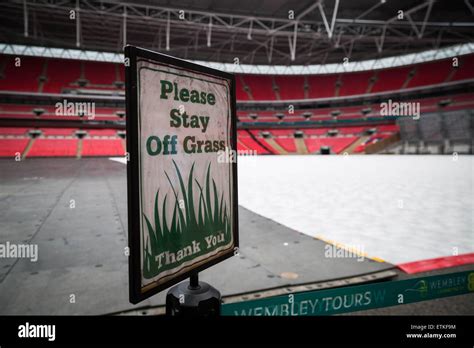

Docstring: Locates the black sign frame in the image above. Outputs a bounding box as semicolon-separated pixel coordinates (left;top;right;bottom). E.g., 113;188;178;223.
125;45;239;304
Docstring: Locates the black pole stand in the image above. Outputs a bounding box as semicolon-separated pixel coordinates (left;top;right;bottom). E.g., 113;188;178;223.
165;272;221;316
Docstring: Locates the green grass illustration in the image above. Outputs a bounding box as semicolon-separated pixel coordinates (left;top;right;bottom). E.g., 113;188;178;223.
143;160;232;279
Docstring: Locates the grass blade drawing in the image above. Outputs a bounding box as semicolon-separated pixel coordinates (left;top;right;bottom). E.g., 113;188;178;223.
143;160;232;279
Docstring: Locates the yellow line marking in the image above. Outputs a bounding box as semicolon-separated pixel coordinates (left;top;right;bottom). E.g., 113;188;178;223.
314;234;386;263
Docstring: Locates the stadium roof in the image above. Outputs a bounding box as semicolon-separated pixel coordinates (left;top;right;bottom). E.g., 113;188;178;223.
2;42;473;75
1;0;473;65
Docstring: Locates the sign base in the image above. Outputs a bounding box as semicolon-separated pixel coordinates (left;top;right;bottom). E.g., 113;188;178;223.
165;274;221;316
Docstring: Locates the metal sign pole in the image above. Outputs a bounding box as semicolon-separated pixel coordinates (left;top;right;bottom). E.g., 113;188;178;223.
165;272;221;316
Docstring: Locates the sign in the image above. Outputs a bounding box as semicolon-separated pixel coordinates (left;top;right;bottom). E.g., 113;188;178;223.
125;46;238;304
222;271;474;316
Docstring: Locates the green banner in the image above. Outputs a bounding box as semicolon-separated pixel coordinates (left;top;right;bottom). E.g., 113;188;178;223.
222;271;474;316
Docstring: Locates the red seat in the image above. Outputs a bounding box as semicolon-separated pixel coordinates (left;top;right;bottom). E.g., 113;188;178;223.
0;56;43;92
242;75;276;100
339;71;372;96
84;61;116;85
0;139;29;157
43;58;81;93
28;139;78;157
307;75;337;98
81;139;124;156
275;138;297;152
408;60;452;88
372;66;411;93
274;75;305;100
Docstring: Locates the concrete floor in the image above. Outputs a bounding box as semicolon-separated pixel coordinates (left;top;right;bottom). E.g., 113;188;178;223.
0;158;393;315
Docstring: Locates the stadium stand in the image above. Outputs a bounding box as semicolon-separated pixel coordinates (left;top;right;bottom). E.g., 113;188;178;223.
0;53;472;156
40;128;77;136
83;61;116;86
235;77;250;101
339;71;372;96
0;127;29;135
395;110;473;154
307;75;338;99
241;75;277;100
42;58;81;93
371;66;412;93
237;130;272;154
0;139;29;157
27;139;78;157
449;54;474;82
1;54;473;99
81;138;125;157
0;55;42;92
274;75;305;100
0;128;32;159
407;60;453;88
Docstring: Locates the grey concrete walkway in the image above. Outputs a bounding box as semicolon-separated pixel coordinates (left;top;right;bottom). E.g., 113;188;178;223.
0;158;393;315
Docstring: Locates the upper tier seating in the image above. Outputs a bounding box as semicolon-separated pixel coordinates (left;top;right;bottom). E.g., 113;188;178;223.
451;54;474;81
242;75;276;100
371;66;412;93
43;58;81;93
339;71;372;96
274;75;305;100
84;61;116;85
307;75;338;99
235;77;250;101
407;60;453;88
0;55;43;92
1;53;472;100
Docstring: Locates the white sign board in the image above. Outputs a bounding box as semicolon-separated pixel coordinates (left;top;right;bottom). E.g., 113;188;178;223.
125;46;238;304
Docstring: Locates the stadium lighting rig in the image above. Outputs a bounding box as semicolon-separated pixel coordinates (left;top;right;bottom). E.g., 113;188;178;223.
0;0;472;65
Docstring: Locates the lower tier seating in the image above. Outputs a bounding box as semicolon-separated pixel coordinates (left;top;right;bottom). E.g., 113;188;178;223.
0;139;29;157
27;139;78;157
82;139;125;156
